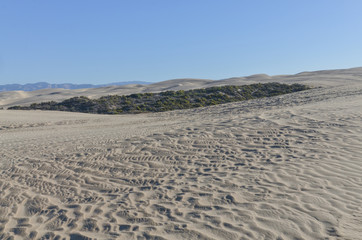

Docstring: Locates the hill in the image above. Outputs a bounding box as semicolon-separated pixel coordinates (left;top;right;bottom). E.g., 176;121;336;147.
0;81;151;92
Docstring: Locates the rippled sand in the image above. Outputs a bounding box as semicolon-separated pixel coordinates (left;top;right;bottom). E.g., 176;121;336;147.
1;80;362;239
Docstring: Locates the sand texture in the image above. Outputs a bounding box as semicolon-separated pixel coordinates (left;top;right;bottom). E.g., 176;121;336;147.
1;70;362;239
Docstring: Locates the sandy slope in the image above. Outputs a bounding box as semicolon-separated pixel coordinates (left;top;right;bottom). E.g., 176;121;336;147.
2;67;362;109
1;74;362;239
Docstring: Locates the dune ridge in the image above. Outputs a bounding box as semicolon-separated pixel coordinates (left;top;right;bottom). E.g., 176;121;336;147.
1;74;362;239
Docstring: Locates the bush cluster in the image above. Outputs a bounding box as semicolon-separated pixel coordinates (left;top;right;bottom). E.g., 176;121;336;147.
9;83;310;114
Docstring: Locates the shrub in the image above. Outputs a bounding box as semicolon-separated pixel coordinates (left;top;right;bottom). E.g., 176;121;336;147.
8;83;310;114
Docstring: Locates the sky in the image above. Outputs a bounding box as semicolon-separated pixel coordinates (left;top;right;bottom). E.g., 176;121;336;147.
1;0;362;85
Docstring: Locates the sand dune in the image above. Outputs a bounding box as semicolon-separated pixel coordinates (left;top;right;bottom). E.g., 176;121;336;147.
1;68;362;239
2;67;362;109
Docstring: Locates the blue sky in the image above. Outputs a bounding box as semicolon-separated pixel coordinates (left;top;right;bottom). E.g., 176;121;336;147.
1;0;361;84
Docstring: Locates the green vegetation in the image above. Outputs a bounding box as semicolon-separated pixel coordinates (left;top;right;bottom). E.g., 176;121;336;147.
8;83;310;114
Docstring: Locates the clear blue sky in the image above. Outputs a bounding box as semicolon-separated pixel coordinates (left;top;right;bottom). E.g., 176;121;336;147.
1;0;361;84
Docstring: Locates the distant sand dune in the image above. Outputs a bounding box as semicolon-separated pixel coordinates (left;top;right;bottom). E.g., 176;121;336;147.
1;77;362;239
2;66;362;109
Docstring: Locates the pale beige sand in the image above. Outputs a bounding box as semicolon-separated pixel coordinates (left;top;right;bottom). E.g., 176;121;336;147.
1;70;362;239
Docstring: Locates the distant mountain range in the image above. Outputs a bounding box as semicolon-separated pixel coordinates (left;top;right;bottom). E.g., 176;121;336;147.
0;81;151;92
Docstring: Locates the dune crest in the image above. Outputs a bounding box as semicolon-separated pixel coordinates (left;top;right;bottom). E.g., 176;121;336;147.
2;66;362;109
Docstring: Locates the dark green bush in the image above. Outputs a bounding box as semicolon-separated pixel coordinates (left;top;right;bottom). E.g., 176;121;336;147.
8;83;310;114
